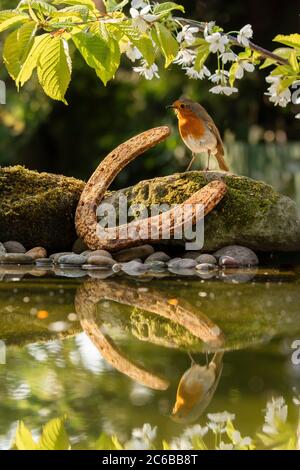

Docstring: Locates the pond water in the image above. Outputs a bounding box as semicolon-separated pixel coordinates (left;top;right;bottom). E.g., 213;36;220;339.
0;263;300;450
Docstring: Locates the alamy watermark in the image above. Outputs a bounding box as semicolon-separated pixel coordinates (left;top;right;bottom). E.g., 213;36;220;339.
0;80;6;105
291;339;300;366
96;196;205;250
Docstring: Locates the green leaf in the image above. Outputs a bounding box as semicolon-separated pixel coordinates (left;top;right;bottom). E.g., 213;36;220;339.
37;35;72;104
273;33;300;49
229;62;239;87
194;42;210;71
152;22;178;67
95;433;118;450
15;421;38;450
38;416;70;450
104;0;129;12
18;0;57;15
153;2;185;16
53;0;97;10
162;440;170;450
278;76;297;93
134;35;156;65
271;64;293;76
192;436;208;450
238;48;251;59
0;13;29;33
72;29;120;85
111;435;123;450
16;33;50;88
52;5;91;19
288;50;299;73
3;21;37;80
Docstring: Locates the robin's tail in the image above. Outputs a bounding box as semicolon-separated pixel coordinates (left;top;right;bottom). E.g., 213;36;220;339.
216;143;229;171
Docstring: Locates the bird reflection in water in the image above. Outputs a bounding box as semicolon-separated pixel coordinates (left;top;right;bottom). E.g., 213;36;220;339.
172;351;224;423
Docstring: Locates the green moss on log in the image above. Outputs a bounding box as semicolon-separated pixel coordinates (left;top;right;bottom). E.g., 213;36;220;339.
104;171;300;251
0;166;85;252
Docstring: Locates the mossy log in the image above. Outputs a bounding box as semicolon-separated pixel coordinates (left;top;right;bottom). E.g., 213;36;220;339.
0;166;84;251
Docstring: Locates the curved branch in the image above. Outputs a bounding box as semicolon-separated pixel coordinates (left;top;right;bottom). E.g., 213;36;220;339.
75;127;228;251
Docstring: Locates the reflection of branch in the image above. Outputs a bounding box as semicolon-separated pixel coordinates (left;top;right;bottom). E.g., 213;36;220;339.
76;279;225;350
174;17;289;66
75;280;170;390
81;316;169;390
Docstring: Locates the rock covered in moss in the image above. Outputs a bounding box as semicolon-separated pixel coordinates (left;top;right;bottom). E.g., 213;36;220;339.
0;166;85;252
103;171;300;252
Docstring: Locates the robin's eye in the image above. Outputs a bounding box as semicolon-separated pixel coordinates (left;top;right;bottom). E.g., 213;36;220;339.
180;104;185;109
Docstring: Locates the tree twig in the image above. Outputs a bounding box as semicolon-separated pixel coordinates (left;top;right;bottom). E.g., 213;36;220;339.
174;17;289;66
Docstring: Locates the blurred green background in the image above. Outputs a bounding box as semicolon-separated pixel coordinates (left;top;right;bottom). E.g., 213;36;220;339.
0;0;299;198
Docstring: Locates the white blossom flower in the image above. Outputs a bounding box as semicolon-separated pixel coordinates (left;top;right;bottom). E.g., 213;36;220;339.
207;421;227;434
235;60;255;79
220;51;237;64
185;65;211;80
263;397;288;435
170;437;193;450
183;424;209;439
295;113;300;119
133;60;159;80
265;76;291;107
173;49;196;66
210;85;238;96
293;388;300;405
125;43;142;62
205;32;229;54
176;25;199;46
132;423;157;442
217;441;234;450
232;430;252;448
130;5;157;33
210;69;229;84
237;24;253;47
208;411;235;424
204;21;216;38
131;0;148;9
125;438;150;450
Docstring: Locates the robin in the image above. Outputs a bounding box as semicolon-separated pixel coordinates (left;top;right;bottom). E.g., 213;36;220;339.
172;352;224;423
167;97;229;172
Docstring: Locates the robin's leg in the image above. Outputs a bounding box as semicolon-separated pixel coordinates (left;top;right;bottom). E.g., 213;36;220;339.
188;351;197;365
185;153;196;172
205;150;211;171
205;351;209;367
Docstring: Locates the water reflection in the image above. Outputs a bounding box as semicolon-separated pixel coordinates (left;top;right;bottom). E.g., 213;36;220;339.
172;352;224;423
75;278;226;421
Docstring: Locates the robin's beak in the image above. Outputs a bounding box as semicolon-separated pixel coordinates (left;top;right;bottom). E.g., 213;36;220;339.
166;104;175;109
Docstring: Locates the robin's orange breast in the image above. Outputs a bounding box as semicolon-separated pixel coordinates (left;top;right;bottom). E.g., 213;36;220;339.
178;115;205;140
